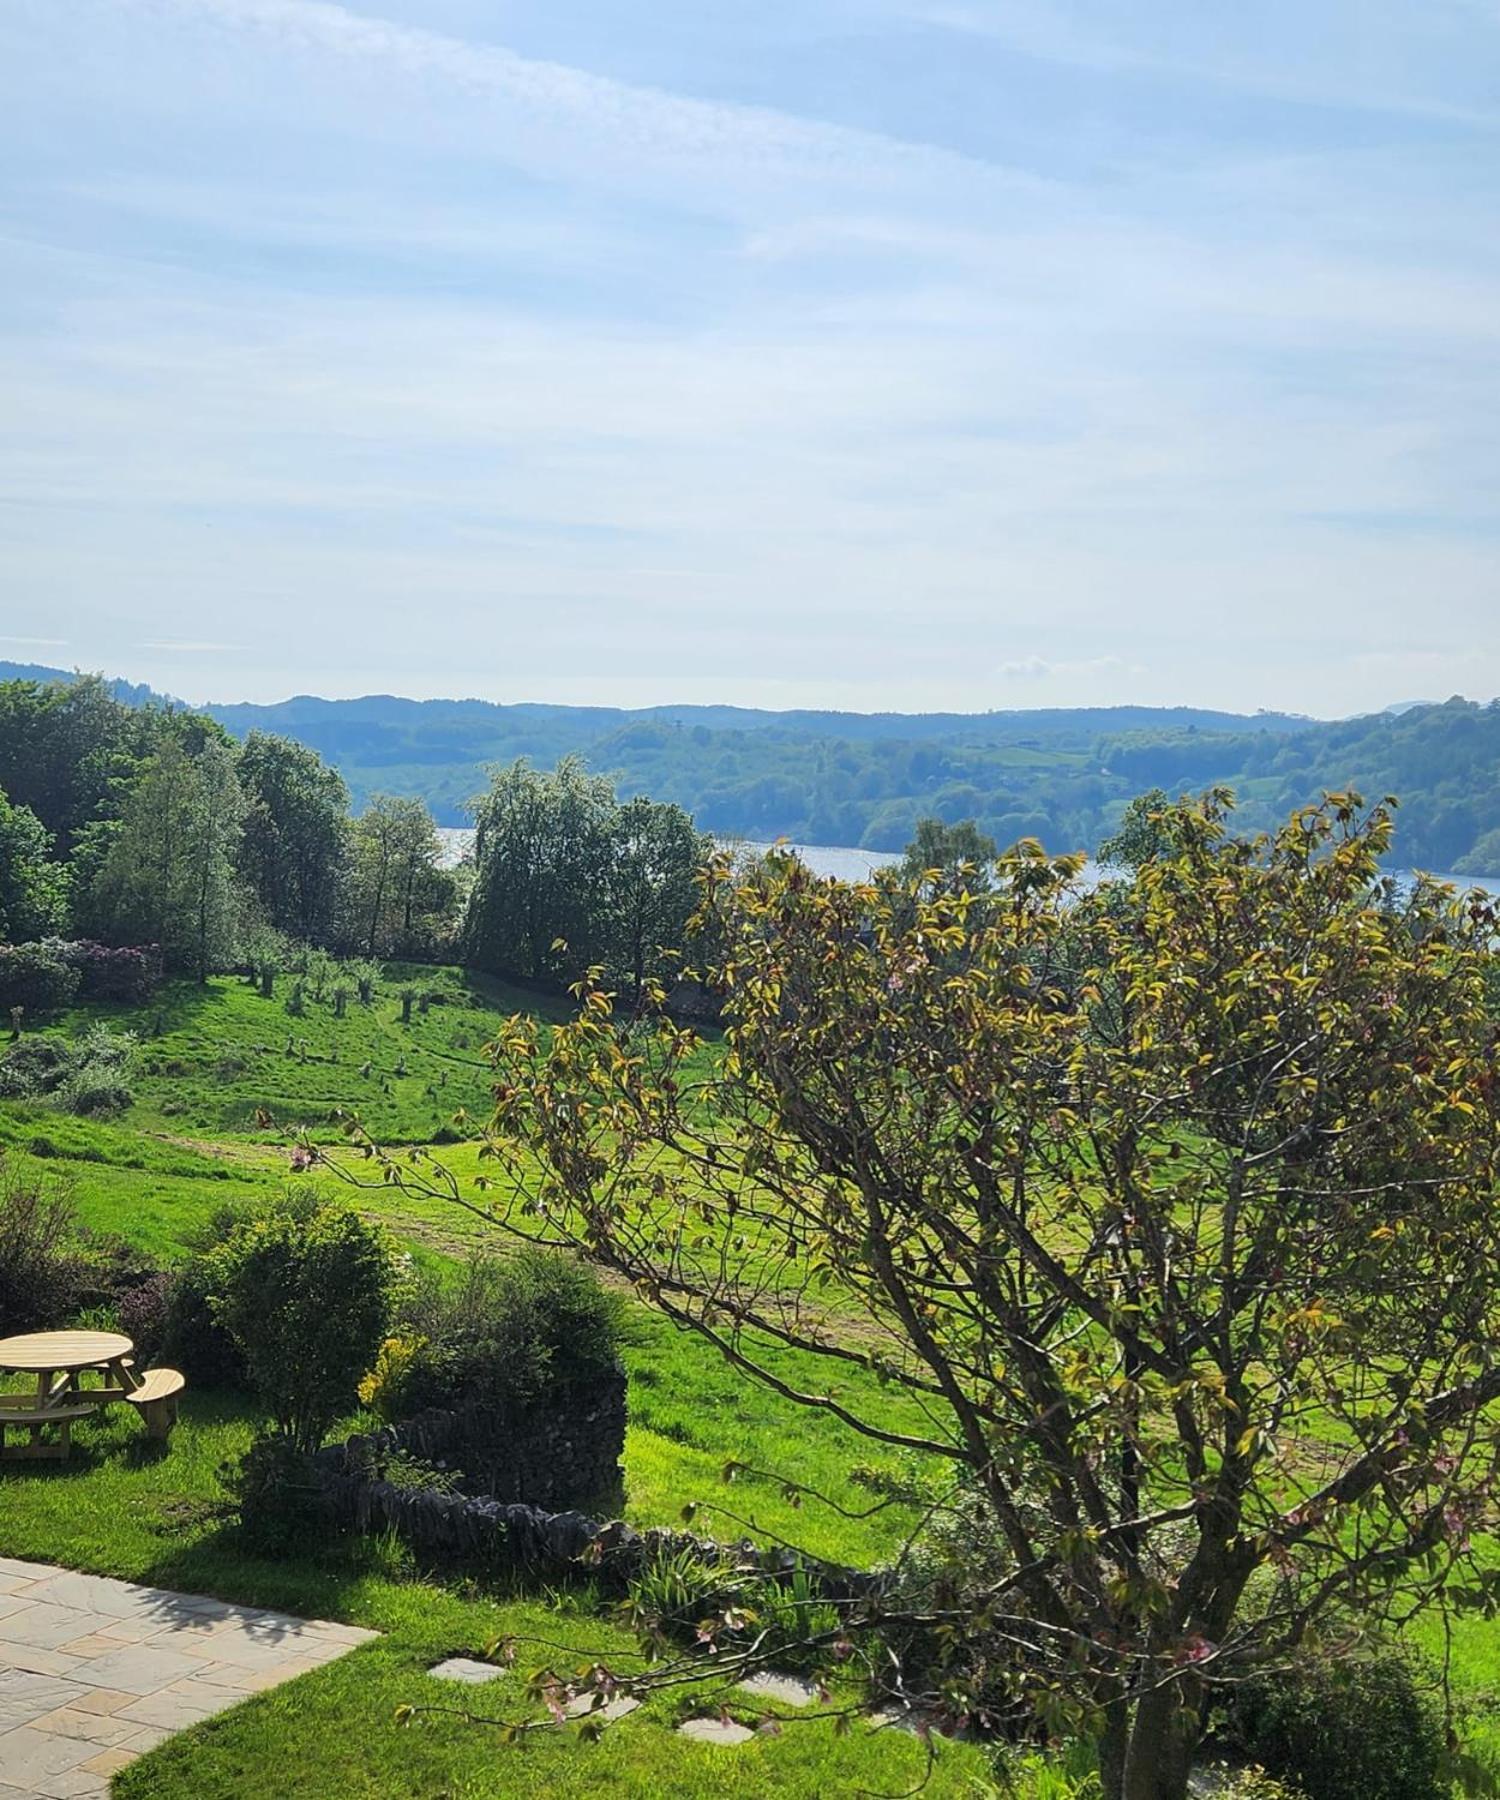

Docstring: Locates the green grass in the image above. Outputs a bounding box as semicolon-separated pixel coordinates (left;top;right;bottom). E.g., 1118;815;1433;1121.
42;966;559;1144
0;1397;993;1799
0;973;1001;1796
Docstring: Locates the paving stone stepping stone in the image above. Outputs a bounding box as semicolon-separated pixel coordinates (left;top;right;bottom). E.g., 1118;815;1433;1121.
677;1715;756;1746
0;1558;375;1799
565;1692;641;1722
428;1657;503;1685
737;1671;819;1708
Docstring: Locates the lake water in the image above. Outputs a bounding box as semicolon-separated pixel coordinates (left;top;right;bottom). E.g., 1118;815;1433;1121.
436;827;899;880
436;828;1499;895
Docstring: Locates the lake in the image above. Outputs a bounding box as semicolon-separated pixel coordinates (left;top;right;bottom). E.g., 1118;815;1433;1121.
437;828;1499;895
436;828;899;880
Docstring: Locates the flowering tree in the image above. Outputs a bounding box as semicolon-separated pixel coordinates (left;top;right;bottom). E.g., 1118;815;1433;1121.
335;795;1500;1800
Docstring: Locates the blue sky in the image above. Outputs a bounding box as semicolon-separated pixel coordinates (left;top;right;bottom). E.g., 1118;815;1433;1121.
1;0;1497;713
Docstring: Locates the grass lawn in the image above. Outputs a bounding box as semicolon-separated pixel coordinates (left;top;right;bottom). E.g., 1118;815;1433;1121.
0;971;1001;1795
0;1398;994;1799
12;969;1499;1793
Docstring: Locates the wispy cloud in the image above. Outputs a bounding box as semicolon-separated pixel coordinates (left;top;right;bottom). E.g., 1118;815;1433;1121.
998;655;1147;681
145;0;1020;196
0;636;70;648
139;639;244;653
899;0;1499;125
0;0;1496;715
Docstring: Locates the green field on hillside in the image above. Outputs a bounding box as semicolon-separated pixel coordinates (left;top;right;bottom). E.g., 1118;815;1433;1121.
0;970;1009;1797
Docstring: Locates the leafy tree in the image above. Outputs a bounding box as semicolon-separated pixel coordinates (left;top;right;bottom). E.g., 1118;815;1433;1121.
1096;788;1175;871
454;794;1500;1800
0;674;225;862
209;1200;394;1454
605;795;710;998
0;675;135;856
463;757;616;982
899;814;998;890
236;732;349;943
344;794;452;959
183;741;247;984
84;738;247;978
0;788;67;943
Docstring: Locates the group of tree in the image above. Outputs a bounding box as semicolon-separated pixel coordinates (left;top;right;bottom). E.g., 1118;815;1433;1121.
0;677;715;997
17;661;1500;874
463;756;709;998
0;676;459;978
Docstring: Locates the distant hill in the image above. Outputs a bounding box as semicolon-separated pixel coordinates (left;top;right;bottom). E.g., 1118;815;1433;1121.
0;662;176;709
3;662;1497;871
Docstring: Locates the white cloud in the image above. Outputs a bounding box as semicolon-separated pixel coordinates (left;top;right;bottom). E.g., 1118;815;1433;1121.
0;636;70;647
139;0;1019;198
139;639;245;652
998;655;1147;681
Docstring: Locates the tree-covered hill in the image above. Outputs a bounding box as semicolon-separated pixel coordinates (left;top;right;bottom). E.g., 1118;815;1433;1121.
5;663;1498;869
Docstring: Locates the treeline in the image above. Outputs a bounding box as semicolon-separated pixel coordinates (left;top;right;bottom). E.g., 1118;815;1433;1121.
12;664;1497;872
0;677;708;998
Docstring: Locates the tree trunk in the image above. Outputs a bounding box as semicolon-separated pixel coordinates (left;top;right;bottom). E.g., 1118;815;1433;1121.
1097;1695;1130;1800
1118;1678;1199;1800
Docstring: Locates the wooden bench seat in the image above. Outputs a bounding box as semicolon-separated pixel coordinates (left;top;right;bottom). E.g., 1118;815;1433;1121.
0;1403;99;1460
126;1368;186;1440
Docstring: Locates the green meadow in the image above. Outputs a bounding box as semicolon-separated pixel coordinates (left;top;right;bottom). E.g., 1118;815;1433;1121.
0;970;1007;1797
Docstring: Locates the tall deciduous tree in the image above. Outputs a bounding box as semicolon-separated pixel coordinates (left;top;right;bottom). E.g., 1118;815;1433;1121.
463;757;616;982
0;787;67;943
605;795;709;1000
462;794;1500;1800
87;738;247;978
236;732;349;943
345;794;450;959
898;814;999;891
183;741;248;984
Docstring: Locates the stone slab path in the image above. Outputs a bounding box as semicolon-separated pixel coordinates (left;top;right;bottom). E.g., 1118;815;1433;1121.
0;1557;375;1799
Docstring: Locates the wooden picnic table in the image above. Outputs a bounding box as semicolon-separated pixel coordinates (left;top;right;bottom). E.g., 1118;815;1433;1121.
0;1329;144;1459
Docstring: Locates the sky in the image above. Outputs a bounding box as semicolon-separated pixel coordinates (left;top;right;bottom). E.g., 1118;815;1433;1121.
1;0;1497;716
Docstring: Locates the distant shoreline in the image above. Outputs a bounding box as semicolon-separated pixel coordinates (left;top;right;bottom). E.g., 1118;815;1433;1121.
435;829;1500;894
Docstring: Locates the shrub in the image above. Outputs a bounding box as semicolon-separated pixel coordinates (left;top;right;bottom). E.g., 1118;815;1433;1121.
115;1271;173;1366
59;1026;136;1116
399;1248;627;1416
358;1334;428;1423
0;943;80;1015
163;1256;249;1389
742;1564;843;1675
624;1543;734;1643
0;1037;73;1099
63;1066;133;1115
0;1160;88;1333
71;942;162;1005
230;1432;329;1553
209;1201;396;1452
0;1026;136;1114
1200;1771;1305;1800
1222;1646;1446;1800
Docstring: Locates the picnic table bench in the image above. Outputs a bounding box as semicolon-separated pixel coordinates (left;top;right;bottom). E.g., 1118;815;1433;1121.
0;1330;186;1459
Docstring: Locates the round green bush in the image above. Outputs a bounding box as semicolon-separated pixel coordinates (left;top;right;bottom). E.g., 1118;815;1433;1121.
162;1256;249;1389
209;1201;396;1453
1223;1647;1446;1800
399;1248;628;1416
0;943;80;1015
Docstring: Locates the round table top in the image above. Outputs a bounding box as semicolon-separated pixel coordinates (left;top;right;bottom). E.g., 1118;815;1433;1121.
0;1330;134;1372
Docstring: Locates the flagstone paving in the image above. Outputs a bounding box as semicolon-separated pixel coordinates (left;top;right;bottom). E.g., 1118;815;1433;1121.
0;1558;375;1799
